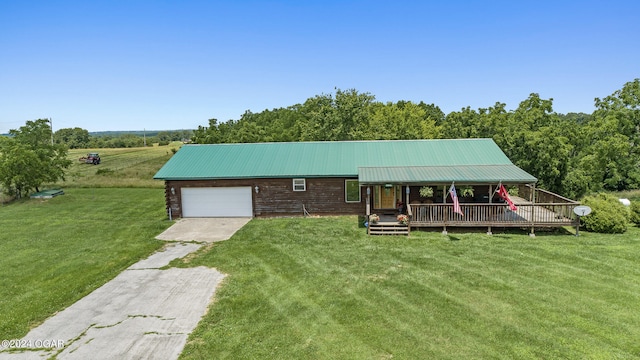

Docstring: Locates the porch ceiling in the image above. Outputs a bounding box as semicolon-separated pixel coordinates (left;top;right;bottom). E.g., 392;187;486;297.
357;165;537;185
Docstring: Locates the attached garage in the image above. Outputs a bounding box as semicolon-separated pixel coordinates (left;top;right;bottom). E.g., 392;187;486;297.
181;187;253;217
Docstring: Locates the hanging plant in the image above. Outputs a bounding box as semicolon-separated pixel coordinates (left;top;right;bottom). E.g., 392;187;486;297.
461;186;474;198
419;186;434;198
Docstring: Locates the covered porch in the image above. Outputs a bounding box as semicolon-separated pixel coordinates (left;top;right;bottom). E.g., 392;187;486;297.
358;166;579;236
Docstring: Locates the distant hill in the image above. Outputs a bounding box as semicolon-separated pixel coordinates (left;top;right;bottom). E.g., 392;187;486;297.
5;130;193;138
89;130;193;137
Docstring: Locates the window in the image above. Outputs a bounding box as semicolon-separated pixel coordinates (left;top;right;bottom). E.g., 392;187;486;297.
293;178;306;191
345;180;361;202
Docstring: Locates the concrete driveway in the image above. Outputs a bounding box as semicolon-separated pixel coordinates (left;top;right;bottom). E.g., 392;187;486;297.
156;218;252;243
0;218;250;360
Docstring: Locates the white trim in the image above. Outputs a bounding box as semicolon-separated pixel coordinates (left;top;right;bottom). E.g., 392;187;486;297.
293;178;306;191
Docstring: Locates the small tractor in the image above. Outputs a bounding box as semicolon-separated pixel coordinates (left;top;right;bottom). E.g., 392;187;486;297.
79;153;101;165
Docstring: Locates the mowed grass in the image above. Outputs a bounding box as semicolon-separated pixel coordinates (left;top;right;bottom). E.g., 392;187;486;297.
63;143;181;188
174;217;640;359
4;141;640;358
0;188;170;339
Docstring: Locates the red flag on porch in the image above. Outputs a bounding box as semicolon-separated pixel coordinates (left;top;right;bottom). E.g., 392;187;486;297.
497;184;518;211
448;183;464;216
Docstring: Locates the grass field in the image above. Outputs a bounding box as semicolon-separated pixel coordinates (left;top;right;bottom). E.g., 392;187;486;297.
3;143;640;358
0;144;177;204
62;144;181;188
174;218;640;359
0;188;169;339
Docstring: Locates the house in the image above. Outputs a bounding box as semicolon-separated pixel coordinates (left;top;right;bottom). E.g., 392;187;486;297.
153;139;578;234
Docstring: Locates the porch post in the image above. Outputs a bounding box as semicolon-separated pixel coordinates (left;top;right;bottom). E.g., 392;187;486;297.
487;184;492;235
405;186;410;213
405;186;411;235
442;186;448;235
366;187;371;216
530;183;535;203
530;183;536;237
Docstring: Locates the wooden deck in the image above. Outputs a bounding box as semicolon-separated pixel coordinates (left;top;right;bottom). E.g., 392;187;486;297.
408;191;578;234
367;186;579;235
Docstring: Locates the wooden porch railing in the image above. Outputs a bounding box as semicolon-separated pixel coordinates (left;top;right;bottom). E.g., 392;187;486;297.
407;185;579;229
518;184;579;205
408;202;578;227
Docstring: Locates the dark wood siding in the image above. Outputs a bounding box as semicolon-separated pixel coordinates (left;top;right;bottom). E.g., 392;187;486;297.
163;178;366;218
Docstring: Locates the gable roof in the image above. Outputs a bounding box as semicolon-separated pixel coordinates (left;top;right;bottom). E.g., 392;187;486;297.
153;139;537;184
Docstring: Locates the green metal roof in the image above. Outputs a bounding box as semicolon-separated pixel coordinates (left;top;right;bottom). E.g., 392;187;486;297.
358;165;537;185
154;139;536;183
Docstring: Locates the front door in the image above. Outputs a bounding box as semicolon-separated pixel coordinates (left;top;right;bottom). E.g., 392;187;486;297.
375;185;397;209
380;186;396;208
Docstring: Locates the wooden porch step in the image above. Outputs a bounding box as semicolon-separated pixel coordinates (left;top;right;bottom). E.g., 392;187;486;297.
369;231;409;235
368;223;409;236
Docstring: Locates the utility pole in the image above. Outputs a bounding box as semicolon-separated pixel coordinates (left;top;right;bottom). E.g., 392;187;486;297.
50;118;54;145
143;128;147;147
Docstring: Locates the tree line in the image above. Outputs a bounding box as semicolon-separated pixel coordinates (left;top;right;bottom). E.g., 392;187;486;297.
192;79;640;199
2;80;638;199
53;129;193;148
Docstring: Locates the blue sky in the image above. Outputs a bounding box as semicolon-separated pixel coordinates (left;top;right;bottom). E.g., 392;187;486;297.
1;1;638;133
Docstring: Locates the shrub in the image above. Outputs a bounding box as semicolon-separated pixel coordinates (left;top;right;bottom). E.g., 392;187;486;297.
630;201;640;226
580;193;629;233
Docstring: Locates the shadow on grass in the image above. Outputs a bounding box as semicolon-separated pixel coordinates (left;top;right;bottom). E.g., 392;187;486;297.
357;215;367;228
357;214;578;237
410;225;576;238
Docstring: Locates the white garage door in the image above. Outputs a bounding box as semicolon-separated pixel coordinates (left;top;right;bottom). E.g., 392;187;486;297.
181;187;253;217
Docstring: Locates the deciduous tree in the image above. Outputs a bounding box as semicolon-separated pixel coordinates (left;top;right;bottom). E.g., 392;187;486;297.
365;101;441;140
54;127;90;148
0;119;72;197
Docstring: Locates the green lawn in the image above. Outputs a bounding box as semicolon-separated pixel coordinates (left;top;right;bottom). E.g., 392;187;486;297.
3;171;640;358
0;188;169;339
174;217;640;359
